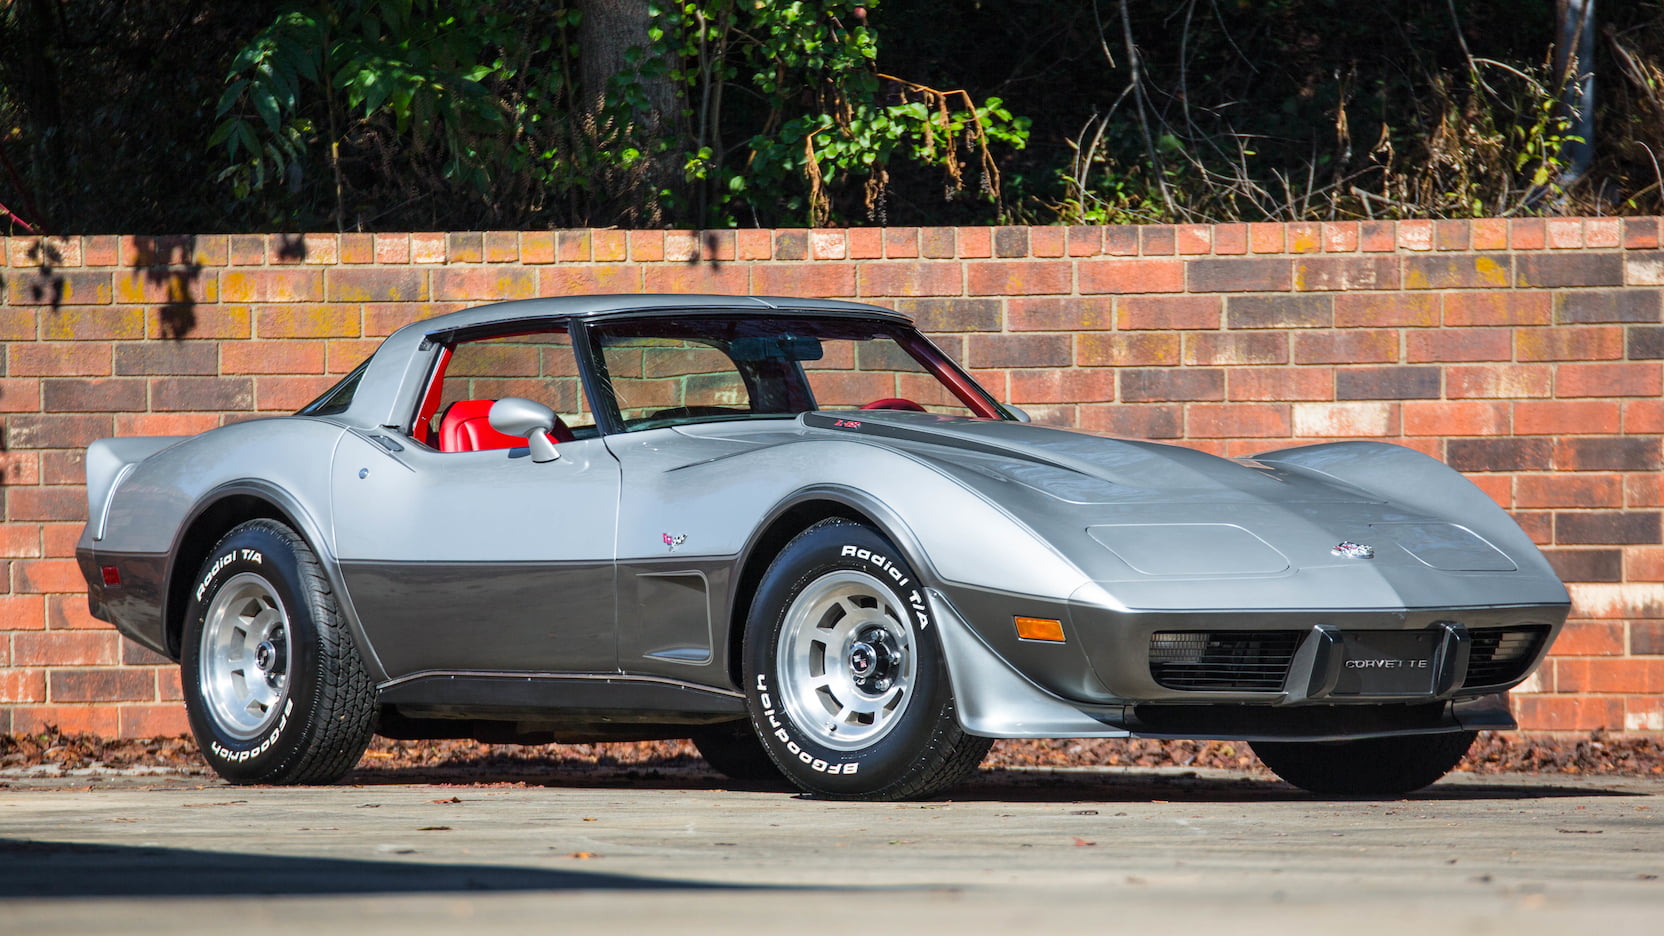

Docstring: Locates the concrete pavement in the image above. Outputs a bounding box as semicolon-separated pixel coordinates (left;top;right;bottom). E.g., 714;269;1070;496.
2;764;1660;934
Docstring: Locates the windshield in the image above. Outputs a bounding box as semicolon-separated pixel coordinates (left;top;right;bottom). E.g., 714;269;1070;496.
588;316;1001;432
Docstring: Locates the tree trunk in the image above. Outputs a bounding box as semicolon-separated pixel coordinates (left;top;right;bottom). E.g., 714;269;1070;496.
577;0;682;225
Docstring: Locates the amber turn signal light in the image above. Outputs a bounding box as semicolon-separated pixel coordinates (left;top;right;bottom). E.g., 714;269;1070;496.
1014;616;1065;642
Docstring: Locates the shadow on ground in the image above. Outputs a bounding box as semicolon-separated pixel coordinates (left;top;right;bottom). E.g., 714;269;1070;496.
0;838;807;900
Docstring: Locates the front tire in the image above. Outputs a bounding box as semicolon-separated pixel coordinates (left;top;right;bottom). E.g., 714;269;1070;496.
1251;730;1478;795
181;519;375;784
742;519;991;800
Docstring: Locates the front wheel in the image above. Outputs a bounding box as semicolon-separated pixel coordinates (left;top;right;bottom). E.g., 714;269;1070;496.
1251;731;1478;795
742;519;991;800
180;519;376;784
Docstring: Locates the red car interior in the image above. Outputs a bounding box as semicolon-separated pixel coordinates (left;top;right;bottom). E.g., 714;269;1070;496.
437;399;575;453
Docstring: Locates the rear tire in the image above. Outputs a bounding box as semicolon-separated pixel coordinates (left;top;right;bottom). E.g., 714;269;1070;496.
742;519;991;800
181;519;375;784
1251;731;1477;795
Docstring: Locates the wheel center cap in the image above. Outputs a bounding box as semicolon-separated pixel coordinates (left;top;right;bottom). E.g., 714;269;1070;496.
255;640;279;673
848;642;877;677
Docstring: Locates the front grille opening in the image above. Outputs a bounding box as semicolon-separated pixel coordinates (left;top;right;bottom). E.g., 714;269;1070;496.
1463;625;1552;688
1149;630;1303;692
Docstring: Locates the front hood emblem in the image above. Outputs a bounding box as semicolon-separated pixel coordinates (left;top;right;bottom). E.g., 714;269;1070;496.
1331;541;1375;559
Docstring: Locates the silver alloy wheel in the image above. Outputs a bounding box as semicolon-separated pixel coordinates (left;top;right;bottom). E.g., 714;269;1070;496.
199;571;292;740
775;569;918;751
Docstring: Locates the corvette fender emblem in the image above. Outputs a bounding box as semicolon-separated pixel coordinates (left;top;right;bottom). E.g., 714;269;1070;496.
662;533;687;552
1331;541;1375;559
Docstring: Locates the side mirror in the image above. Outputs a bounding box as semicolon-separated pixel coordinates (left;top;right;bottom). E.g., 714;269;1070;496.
489;397;561;463
1003;404;1032;423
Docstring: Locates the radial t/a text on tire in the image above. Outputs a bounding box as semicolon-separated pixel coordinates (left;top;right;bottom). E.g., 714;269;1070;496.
741;518;991;800
180;519;376;784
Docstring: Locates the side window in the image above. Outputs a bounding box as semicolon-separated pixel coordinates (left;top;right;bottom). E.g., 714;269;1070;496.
599;336;752;427
421;330;596;450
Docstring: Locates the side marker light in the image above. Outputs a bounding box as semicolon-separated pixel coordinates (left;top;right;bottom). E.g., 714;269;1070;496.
101;566;122;586
1014;616;1065;642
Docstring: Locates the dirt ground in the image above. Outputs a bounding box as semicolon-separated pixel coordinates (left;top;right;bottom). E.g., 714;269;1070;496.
4;728;1661;782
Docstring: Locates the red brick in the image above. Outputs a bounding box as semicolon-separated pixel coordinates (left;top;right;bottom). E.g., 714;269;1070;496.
540;265;644;295
1624;218;1660;250
1556;289;1660;323
149;305;252;340
1515;474;1623;508
1078;259;1184;294
1556;659;1664;694
41;523;79;558
1078;403;1183;439
150;376;253;412
221;342;326;375
1187;258;1290;293
956;226;991;258
327;268;427;302
1284;222;1320;254
220;269;325;303
431;268;537;302
1517;253;1624;288
1120;368;1224;403
114;342;217;376
1446;365;1553;399
1174;225;1210;255
1625;399;1664;433
40;453;81;486
1512;695;1624;731
1336;366;1439;400
1406;328;1511;362
7;488;87;523
1007;298;1114;331
1292;331;1397;365
13;631;119;665
1545;218;1582;249
753;263;855;298
10;705;120;736
899;299;1002;332
0;526;41;559
1471;218;1508;251
5;270;113;306
1402;401;1510;436
993;226;1029;258
1397;219;1433;251
1115;295;1219;330
856;262;961;297
226;234;264;264
39;306;147;340
1433;219;1470;251
1212;224;1247;256
338;232;374;264
1291;402;1397;437
0;669;45;703
1403;253;1510;289
45;594;104;631
48;668;155;702
1446;438;1552;472
1066;226;1102;257
1514;401;1621;435
1187;403;1290;438
255;376;335;411
119;704;191;738
0;377;40;412
964;261;1070;296
1322;222;1358;253
1225;295;1331;329
1542;550;1623;584
1076;333;1180;367
625;230;662;261
839;228;879;260
1140;225;1175;256
1331;293;1438;328
1359;221;1395;252
1627;476;1664;508
82;235;120;266
1516;326;1623;361
920;227;956;258
965;334;1072;368
1469;474;1513;508
4;413;113;449
115;413;220;436
1248;223;1283;253
1103;226;1139;256
10;343;112;376
40;378;146;412
0;594;45;628
1553;437;1661;471
1227;368;1333;402
1009;369;1116;404
588;229;626;263
1556;363;1662;398
1556;512;1661;545
1443;292;1551;326
1293;257;1397;291
1030;227;1066;258
1184;332;1287;366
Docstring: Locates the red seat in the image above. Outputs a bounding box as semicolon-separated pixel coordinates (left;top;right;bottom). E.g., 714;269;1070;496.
437;400;574;453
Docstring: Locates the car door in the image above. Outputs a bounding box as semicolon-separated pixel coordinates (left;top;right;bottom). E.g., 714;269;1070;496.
329;326;621;680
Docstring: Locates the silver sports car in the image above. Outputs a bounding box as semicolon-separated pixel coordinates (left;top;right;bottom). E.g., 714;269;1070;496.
77;295;1569;799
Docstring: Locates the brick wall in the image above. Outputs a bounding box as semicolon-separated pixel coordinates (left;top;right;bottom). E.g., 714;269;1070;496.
3;220;1663;738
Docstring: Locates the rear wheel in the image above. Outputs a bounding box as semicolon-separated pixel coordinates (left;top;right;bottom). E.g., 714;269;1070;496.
181;519;376;784
1251;731;1477;795
742;519;991;800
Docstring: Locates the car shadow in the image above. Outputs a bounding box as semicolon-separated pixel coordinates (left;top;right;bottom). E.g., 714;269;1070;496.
0;838;811;900
335;761;1641;803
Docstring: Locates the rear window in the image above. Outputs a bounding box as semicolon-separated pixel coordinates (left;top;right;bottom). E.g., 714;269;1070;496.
296;359;369;417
